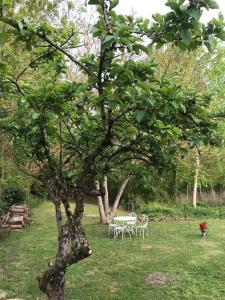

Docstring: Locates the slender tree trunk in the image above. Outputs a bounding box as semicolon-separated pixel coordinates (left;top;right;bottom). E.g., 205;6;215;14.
192;148;200;208
186;185;189;203
103;175;109;215
38;195;91;300
211;182;216;202
111;175;131;215
199;184;203;201
95;180;107;224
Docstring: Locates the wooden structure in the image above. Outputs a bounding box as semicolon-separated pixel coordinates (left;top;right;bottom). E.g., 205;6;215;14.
8;204;29;229
0;204;30;237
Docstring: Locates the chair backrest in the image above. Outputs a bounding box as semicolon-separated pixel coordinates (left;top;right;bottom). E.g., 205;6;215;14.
145;216;149;222
143;221;148;227
128;212;137;217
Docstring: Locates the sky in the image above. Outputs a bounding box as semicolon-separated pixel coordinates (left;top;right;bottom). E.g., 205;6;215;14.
116;0;225;23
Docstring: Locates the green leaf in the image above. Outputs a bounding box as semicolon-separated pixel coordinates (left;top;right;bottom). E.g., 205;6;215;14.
0;31;7;44
133;44;149;55
92;26;101;37
189;8;202;21
152;13;163;23
67;170;76;178
17;21;23;31
136;110;145;123
180;104;186;113
3;0;12;5
166;0;180;11
217;31;225;41
32;112;41;120
102;35;115;47
180;27;191;46
208;35;216;48
204;0;219;9
110;0;119;10
88;0;100;5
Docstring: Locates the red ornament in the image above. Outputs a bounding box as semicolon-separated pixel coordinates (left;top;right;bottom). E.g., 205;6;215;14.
200;222;207;230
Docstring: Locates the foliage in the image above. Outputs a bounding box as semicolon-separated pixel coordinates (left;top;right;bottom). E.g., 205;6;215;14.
1;177;26;207
142;201;221;219
29;180;45;198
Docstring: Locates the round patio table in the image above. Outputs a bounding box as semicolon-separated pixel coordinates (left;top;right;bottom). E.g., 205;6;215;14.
113;216;137;237
113;216;137;222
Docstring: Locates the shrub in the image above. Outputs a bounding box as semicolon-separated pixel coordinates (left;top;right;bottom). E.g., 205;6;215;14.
1;180;26;208
30;180;45;198
141;202;222;219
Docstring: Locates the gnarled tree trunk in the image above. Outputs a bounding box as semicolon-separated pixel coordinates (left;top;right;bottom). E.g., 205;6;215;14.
38;194;91;300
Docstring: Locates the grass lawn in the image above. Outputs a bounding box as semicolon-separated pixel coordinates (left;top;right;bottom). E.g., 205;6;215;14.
1;201;225;299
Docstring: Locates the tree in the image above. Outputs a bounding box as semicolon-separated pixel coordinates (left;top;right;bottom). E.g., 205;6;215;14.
0;0;224;299
95;174;131;223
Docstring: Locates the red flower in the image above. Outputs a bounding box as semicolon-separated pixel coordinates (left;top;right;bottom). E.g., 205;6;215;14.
200;223;207;229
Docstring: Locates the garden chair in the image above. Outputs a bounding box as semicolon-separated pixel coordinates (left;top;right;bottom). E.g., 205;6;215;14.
127;212;137;235
107;213;119;238
114;225;125;239
108;217;127;239
107;222;118;238
136;216;149;239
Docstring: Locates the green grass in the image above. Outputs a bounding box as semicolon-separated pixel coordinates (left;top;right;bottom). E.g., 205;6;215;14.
1;202;225;299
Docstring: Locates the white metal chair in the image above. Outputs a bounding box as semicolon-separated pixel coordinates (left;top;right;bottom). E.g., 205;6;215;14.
114;225;126;239
126;213;137;235
108;223;118;238
136;216;149;238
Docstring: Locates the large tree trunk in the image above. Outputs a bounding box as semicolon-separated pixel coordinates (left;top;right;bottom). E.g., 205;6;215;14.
111;175;131;215
95;180;107;224
192;148;200;208
103;175;109;215
38;195;91;300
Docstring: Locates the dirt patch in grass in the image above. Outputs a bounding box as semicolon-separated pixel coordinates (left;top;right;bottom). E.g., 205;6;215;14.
145;272;175;288
108;281;119;294
142;244;153;250
0;290;6;299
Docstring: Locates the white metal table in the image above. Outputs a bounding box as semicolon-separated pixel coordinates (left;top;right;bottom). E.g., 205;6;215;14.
113;216;137;238
113;216;137;223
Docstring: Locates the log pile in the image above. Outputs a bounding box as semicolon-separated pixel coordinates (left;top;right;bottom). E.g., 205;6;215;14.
8;204;30;229
0;204;31;237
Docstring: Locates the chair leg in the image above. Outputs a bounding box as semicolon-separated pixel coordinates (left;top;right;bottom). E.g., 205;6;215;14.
114;228;117;239
128;230;131;238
